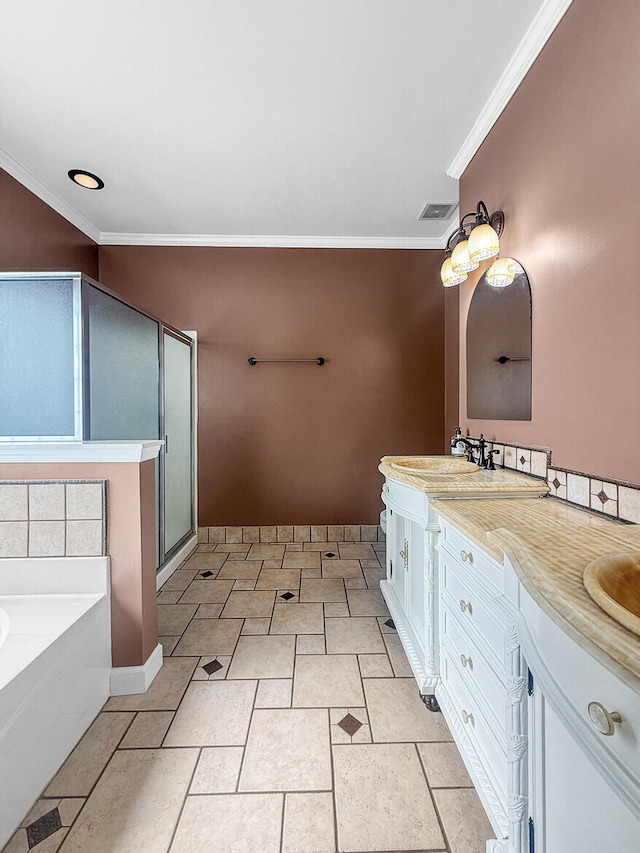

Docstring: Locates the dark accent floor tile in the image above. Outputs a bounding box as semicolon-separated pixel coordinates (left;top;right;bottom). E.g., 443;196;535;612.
324;552;337;558
203;659;224;675
27;807;62;848
384;618;396;630
280;592;295;601
200;570;215;578
338;713;363;737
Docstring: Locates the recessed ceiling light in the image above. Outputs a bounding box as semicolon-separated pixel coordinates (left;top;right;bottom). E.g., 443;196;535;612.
68;169;104;190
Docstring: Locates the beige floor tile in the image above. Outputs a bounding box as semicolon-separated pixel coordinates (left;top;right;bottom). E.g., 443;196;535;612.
256;568;301;590
247;543;286;560
345;577;367;589
215;542;248;552
194;602;224;618
338;543;376;560
239;709;332;791
418;742;473;788
160;635;180;655
333;743;445;852
296;634;325;654
321;559;364;579
300;578;346;603
216;561;262;580
346;589;389;616
191;655;232;680
433;788;494;853
119;711;174;748
165;681;257;746
233;579;257;590
57;748;197;853
220;590;275;618
324;602;350;617
173;617;242;656
301;567;321;578
189;747;244;793
255;678;293;708
283;551;321;569
286;543;304;551
21;798;61;827
270;603;324;634
158;603;198;635
178;579;234;604
227;635;296;679
262;558;284;568
293;655;364;707
363;567;385;588
225;551;251;560
241;617;271;634
170;794;283;853
364;678;452;742
282;792;335;853
358;653;393;678
182;551;228;570
383;633;414;676
4;827;68;853
45;712;134;797
57;799;85;827
161;569;199;591
325;617;385;654
105;657;198;711
157;589;183;604
303;541;338;551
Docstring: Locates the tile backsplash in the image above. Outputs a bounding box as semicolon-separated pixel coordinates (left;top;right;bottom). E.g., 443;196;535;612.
0;480;106;557
198;524;386;545
468;436;640;525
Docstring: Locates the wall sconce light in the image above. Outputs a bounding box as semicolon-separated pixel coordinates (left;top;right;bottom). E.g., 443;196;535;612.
441;200;505;287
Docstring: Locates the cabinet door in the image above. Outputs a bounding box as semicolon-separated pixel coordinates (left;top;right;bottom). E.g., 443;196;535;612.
406;518;425;644
530;690;640;853
386;508;406;605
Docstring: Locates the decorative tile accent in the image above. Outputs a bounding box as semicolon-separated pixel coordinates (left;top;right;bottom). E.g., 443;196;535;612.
280;591;295;601
384;618;396;630
338;713;363;737
26;806;62;848
200;570;214;578
203;659;224;675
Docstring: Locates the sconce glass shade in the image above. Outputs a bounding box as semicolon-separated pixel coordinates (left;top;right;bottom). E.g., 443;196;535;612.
486;257;523;287
468;222;500;262
441;256;468;287
450;239;479;274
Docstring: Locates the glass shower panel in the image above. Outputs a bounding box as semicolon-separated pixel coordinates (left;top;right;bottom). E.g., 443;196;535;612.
0;278;76;437
162;332;193;554
87;286;160;440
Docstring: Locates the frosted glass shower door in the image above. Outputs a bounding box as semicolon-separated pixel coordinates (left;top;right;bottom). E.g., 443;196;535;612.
162;331;193;556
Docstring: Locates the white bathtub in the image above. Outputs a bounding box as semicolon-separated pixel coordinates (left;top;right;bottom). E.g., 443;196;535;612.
0;559;111;849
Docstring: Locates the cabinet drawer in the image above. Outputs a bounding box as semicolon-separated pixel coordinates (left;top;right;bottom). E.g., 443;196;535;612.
439;518;503;593
385;477;429;520
442;609;507;736
440;648;508;805
441;556;507;671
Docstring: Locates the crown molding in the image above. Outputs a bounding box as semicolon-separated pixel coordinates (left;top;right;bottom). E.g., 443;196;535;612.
447;0;574;179
0;146;101;243
98;232;447;250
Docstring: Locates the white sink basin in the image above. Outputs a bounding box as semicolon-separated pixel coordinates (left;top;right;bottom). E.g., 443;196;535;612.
390;456;480;475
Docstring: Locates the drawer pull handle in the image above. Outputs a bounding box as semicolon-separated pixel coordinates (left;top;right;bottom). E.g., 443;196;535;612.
460;654;473;669
459;600;473;615
587;701;622;737
460;549;474;564
462;709;474;725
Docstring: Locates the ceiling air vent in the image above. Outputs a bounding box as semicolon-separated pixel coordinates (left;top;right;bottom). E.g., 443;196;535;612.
418;202;458;221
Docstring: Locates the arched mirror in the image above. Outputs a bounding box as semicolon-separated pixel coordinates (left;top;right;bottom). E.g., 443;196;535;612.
466;260;531;420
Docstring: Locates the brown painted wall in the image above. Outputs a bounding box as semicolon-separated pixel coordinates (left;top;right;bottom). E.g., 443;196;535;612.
100;246;445;524
457;0;640;486
0;168;98;278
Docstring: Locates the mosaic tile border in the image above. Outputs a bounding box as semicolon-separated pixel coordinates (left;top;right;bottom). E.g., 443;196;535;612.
198;524;386;545
468;437;640;525
0;479;107;558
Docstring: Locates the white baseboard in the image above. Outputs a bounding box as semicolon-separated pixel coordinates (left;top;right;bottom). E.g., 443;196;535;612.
110;643;163;696
156;534;198;590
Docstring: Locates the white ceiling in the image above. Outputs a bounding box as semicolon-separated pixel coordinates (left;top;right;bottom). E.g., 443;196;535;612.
0;0;571;247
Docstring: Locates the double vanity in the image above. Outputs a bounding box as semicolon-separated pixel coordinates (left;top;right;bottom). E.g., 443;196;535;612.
379;456;640;853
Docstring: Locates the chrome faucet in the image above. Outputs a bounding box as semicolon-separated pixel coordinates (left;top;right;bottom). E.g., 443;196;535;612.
450;430;500;469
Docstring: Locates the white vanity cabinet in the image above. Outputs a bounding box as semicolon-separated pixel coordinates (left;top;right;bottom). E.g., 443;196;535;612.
380;478;440;698
436;519;527;852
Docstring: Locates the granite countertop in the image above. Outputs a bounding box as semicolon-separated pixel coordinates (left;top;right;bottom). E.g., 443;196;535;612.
432;496;640;690
379;456;549;497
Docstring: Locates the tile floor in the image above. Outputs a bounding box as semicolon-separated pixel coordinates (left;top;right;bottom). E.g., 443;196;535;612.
4;537;494;853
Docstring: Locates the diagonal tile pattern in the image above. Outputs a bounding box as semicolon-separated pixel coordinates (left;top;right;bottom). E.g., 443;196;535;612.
3;534;492;853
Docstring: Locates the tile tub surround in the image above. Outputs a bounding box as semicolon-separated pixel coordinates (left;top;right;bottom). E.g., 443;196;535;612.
2;534;493;853
463;435;640;525
0;481;106;557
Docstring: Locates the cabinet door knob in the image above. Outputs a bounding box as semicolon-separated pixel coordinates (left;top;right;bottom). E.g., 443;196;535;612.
399;538;409;570
460;654;473;669
462;709;474;725
587;701;622;736
460;549;474;564
382;483;389;492
459;600;473;615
